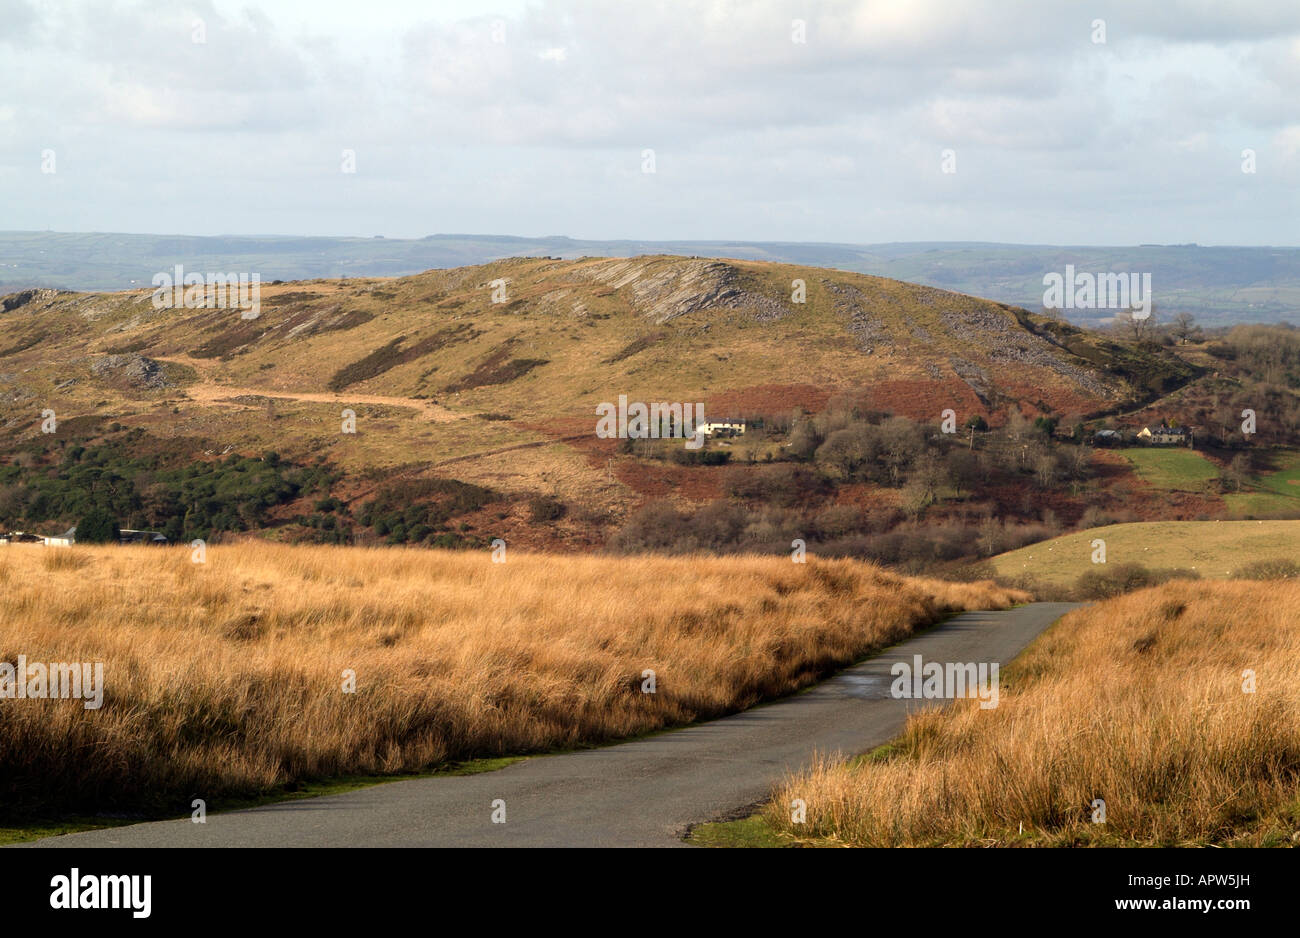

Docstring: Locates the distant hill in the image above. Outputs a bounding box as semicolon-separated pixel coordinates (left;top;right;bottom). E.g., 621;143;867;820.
0;255;1195;500
6;257;1290;562
3;231;1298;327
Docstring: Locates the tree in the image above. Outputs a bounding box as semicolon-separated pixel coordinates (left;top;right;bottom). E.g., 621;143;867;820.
1212;397;1236;444
1005;410;1033;442
1171;311;1199;345
1283;398;1300;441
1034;452;1059;488
787;419;822;460
912;461;948;504
901;478;935;519
76;508;120;544
976;511;1001;557
1221;454;1251;493
944;449;980;497
877;418;925;485
1117;305;1157;342
815;425;877;481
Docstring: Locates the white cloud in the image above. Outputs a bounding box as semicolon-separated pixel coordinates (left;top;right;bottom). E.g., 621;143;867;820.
0;0;1297;244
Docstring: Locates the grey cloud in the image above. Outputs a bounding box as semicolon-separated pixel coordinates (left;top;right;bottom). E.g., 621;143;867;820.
1;0;1297;244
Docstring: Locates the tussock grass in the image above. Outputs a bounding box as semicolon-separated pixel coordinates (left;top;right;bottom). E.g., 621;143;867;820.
767;580;1300;846
0;543;1023;815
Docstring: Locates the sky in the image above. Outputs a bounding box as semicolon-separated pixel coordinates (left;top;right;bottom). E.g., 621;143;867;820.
0;0;1297;245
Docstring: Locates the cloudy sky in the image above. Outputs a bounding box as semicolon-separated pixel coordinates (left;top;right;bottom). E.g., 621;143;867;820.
1;0;1297;245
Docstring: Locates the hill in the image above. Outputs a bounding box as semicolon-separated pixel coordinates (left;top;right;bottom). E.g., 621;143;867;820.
0;256;1199;544
4;232;1299;326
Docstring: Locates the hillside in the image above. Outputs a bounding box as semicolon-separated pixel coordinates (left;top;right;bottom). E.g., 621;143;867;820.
0;256;1199;549
989;519;1300;587
4;232;1299;326
0;256;1183;422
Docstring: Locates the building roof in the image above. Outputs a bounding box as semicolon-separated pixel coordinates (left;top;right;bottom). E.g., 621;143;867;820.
120;529;168;541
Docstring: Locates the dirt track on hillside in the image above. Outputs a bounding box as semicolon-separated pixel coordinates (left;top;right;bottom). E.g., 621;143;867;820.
159;356;466;422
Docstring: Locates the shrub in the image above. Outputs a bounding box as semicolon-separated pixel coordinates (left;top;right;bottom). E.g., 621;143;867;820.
724;464;828;507
528;495;566;522
1074;563;1200;599
1230;558;1300;580
668;448;730;466
75;508;120;544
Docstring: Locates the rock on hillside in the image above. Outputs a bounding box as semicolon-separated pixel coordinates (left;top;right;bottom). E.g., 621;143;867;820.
582;258;792;324
91;353;173;390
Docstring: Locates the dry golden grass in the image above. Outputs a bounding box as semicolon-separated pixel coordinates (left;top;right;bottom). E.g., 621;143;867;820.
0;543;1023;815
767;581;1300;846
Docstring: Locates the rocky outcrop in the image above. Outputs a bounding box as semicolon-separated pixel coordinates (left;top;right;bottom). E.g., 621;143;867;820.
824;280;893;354
1;289;60;313
91;354;172;389
583;259;792;324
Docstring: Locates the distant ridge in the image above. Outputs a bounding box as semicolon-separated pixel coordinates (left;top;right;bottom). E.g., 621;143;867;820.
2;231;1298;326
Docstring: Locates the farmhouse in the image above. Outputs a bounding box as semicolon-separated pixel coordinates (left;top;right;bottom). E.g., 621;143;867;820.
1137;425;1188;446
120;529;170;545
13;526;172;546
696;418;747;438
0;531;44;544
43;527;76;547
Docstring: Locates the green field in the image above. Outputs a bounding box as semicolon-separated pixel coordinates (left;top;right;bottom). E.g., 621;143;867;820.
989;519;1300;586
1121;447;1220;490
1120;446;1300;515
1224;451;1300;515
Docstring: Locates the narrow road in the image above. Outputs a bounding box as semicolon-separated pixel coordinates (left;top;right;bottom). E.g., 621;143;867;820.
25;602;1079;848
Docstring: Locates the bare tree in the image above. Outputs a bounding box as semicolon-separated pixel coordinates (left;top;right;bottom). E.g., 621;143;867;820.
944;448;979;498
1171;311;1199;345
1117;304;1158;342
1034;451;1059;488
1222;453;1251;493
1059;444;1091;492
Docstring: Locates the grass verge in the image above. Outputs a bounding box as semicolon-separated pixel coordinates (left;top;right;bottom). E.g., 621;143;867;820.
0;756;523;845
758;581;1300;846
0;542;1024;820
